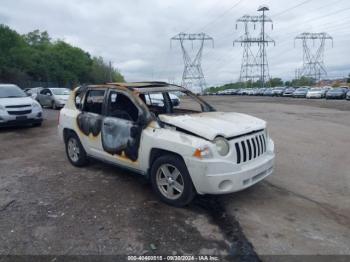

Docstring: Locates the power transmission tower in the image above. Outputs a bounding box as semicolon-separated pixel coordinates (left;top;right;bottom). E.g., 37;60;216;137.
234;15;261;88
171;33;214;93
257;6;274;88
234;6;274;88
294;32;333;81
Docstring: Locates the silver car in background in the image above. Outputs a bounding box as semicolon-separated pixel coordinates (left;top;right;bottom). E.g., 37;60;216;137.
306;88;327;99
37;88;71;109
25;87;43;100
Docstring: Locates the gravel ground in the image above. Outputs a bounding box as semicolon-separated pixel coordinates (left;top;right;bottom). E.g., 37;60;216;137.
0;108;257;261
0;96;349;260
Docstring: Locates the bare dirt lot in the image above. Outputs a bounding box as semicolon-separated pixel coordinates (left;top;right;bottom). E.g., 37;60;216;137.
0;96;349;259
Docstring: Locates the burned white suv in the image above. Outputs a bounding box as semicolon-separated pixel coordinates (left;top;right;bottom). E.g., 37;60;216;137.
58;82;274;206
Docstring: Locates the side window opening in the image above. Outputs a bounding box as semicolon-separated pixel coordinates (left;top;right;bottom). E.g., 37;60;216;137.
108;91;139;122
83;89;105;114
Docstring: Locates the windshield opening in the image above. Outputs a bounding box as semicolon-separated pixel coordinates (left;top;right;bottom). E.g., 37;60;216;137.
51;88;71;95
138;90;215;117
0;85;27;98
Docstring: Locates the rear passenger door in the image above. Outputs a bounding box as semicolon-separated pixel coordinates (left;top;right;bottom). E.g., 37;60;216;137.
76;88;106;157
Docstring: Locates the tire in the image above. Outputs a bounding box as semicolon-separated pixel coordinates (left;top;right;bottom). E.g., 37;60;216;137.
150;154;196;207
65;132;88;167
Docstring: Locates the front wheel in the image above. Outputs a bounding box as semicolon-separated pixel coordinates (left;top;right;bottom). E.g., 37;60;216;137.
65;132;88;167
150;155;196;207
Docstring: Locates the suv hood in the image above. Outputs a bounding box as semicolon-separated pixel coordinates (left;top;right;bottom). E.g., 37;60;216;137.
0;96;33;107
159;112;266;141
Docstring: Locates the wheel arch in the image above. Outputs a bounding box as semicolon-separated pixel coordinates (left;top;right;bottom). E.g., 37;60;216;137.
63;128;79;143
148;148;186;177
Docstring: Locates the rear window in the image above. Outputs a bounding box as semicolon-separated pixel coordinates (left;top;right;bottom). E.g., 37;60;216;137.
83;89;106;114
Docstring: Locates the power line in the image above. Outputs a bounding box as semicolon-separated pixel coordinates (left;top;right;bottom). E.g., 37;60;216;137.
196;0;245;32
273;0;315;18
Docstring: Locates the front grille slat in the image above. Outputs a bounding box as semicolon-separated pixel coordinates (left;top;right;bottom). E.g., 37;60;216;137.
259;135;264;153
256;136;261;156
234;132;267;164
262;135;266;152
241;141;247;162
235;143;241;164
247;139;252;160
5;104;31;108
251;138;257;158
8;110;32;115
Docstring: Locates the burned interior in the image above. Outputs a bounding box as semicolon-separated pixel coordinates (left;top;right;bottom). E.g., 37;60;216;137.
75;82;215;162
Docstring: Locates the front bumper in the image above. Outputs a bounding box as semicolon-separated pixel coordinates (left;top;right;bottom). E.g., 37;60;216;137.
307;93;322;98
326;95;344;99
185;152;275;195
0;111;43;127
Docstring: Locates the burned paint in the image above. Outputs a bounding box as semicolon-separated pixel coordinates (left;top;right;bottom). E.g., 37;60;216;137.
74;85;154;162
101;117;145;161
77;113;103;136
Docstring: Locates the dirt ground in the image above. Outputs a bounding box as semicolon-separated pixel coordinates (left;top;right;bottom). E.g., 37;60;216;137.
0;96;349;260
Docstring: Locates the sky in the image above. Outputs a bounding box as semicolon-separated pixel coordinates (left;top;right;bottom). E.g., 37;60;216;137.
1;0;350;87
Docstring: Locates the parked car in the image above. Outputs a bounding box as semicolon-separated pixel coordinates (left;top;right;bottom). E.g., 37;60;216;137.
37;87;71;109
58;82;275;206
325;87;347;100
271;87;286;97
257;88;267;96
263;88;274;96
25;87;43;100
293;87;309;98
346;90;350;100
282;87;296;97
306;88;327;99
145;93;180;107
0;84;43;127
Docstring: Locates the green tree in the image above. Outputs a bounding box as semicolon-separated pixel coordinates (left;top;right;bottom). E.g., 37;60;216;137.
269;78;283;87
0;24;125;87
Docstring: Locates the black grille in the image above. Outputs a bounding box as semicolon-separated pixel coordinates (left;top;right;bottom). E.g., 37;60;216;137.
8;110;32;115
235;133;266;164
5;104;31;108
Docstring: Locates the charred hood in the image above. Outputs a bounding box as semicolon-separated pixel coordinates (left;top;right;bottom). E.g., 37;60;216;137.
159;112;266;141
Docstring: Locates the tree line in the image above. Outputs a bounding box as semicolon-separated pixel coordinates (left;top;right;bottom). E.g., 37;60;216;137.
0;24;124;88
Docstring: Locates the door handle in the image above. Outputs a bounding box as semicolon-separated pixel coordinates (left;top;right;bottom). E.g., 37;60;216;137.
103;122;111;126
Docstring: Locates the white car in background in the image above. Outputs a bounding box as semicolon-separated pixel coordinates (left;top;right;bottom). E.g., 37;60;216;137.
306;87;327;99
25;87;43;100
37;87;71;109
0;84;43;127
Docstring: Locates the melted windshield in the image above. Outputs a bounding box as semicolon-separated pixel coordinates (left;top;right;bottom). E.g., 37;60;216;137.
138;90;215;116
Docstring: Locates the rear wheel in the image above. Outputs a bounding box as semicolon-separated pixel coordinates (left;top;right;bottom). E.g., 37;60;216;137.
150;155;196;207
65;132;88;167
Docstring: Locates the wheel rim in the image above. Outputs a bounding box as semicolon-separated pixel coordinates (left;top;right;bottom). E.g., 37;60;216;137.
156;164;184;200
67;138;80;162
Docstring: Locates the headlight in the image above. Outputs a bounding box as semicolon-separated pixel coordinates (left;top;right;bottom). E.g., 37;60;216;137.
214;137;230;156
32;101;41;109
0;104;5;113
